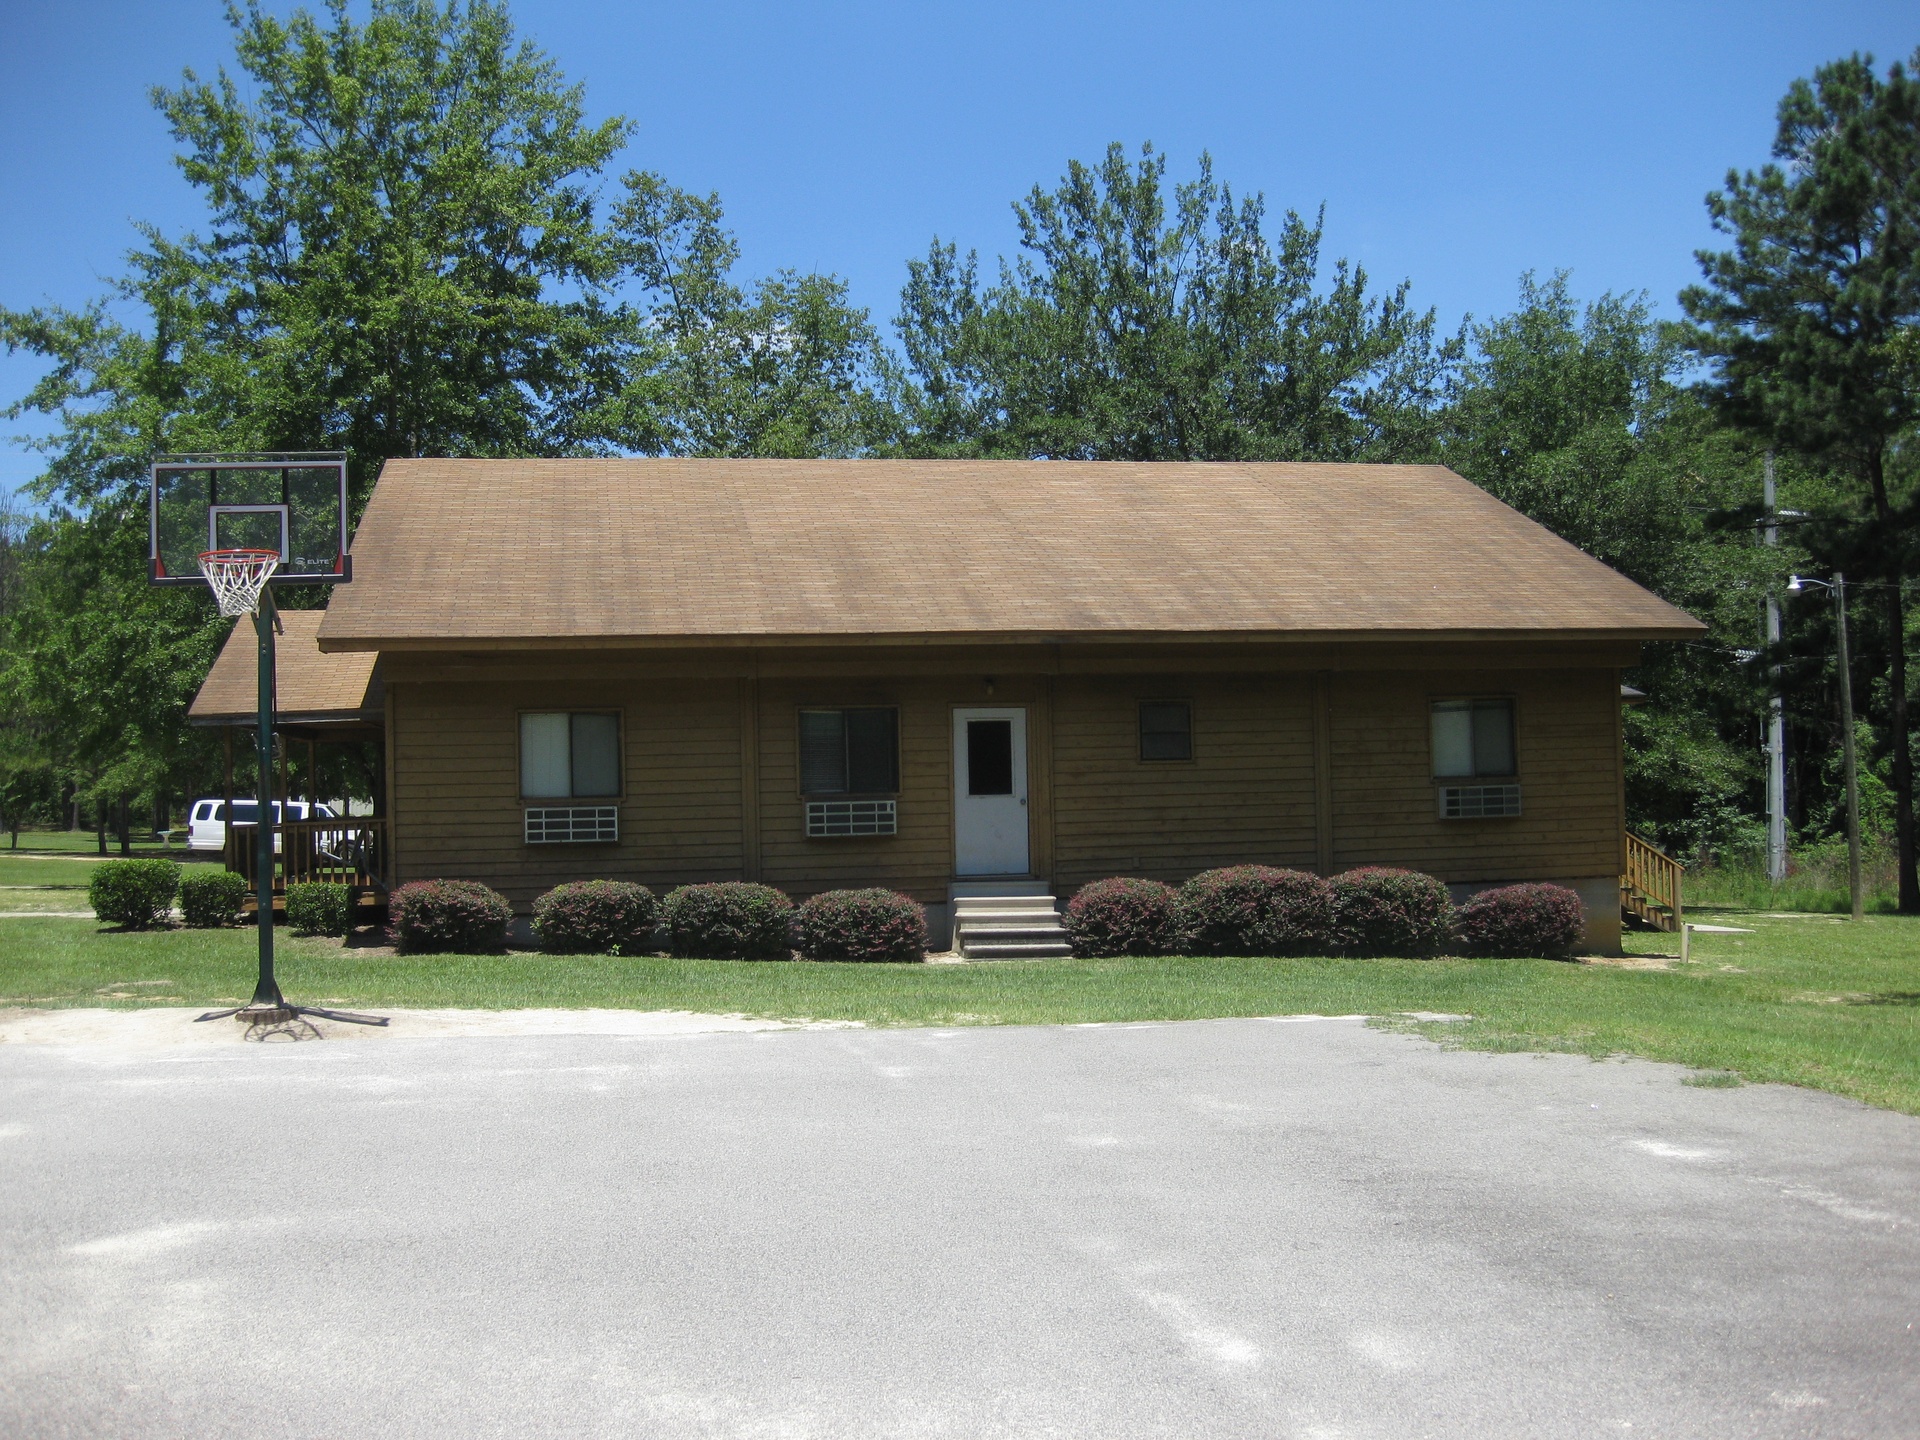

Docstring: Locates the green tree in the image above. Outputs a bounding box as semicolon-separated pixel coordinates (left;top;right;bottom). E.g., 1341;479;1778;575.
2;0;900;825
1679;49;1920;908
592;173;897;457
892;143;1456;460
1440;273;1780;857
152;0;634;490
0;0;636;819
0;293;233;829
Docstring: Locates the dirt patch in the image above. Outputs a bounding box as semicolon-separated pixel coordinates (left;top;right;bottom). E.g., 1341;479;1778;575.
0;1006;860;1049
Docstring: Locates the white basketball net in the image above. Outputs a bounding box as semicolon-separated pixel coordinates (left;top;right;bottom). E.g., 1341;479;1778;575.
198;549;281;617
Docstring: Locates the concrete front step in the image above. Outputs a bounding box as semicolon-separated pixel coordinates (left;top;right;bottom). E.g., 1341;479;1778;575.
956;923;1069;958
950;881;1067;958
963;939;1074;958
957;924;1067;953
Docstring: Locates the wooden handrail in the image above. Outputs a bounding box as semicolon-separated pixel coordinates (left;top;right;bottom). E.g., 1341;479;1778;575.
224;818;388;892
1621;831;1683;933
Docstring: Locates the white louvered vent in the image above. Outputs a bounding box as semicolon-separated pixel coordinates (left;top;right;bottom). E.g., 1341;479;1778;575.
805;799;897;837
1437;784;1522;819
524;805;619;844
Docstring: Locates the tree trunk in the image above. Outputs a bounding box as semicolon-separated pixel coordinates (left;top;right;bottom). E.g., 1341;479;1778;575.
1868;451;1918;912
116;795;131;856
1888;585;1917;912
95;804;105;855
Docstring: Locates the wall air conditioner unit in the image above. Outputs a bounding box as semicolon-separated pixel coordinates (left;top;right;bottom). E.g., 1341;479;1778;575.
524;805;619;843
805;799;897;837
1437;784;1522;819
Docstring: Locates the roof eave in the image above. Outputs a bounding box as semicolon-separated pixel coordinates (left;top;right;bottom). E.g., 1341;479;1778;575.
188;709;382;727
316;623;1708;654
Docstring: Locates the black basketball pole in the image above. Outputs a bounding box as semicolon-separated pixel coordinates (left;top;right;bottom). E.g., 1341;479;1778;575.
196;585;386;1028
250;589;282;1009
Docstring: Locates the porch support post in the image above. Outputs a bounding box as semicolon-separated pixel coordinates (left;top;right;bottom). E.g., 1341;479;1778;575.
382;682;398;886
222;730;235;873
1312;672;1335;876
739;672;760;882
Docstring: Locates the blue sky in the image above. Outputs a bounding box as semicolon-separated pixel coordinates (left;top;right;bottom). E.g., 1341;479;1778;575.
2;0;1915;498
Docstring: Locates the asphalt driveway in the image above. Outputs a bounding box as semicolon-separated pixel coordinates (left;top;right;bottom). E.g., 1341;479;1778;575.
1;1015;1915;1438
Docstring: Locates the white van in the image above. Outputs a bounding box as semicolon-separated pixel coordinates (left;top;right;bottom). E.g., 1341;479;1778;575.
186;799;337;854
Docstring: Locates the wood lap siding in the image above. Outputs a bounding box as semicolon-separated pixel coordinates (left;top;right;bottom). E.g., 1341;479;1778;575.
757;676;970;903
1053;675;1317;888
1327;669;1620;880
385;656;1625;906
1051;668;1619;889
391;679;743;905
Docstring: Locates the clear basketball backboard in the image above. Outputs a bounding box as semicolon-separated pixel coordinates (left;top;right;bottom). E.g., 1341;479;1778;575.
150;454;351;587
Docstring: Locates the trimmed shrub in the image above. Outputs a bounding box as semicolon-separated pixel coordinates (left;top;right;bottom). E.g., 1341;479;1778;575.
796;888;926;962
1064;877;1181;957
388;879;512;954
1176;866;1334;956
662;882;794;959
178;868;250;928
532;880;659;955
1454;882;1587;958
287;881;352;938
1330;867;1455;957
89;858;180;929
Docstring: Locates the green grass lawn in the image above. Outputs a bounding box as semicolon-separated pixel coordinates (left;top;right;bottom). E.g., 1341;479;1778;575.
3;829;177;858
2;908;1916;1114
0;848;227;896
0;856;116;891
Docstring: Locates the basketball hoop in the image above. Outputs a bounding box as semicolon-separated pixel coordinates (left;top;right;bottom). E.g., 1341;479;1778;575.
198;548;281;617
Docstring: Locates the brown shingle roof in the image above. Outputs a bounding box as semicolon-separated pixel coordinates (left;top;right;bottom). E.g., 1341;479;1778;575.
316;459;1704;650
190;611;382;724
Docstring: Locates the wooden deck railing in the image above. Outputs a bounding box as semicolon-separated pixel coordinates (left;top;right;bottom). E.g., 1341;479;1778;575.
1621;831;1683;933
225;818;388;892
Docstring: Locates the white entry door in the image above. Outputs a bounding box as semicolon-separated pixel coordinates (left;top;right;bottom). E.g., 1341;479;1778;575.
954;708;1030;876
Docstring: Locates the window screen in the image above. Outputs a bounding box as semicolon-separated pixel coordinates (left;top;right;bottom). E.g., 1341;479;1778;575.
799;708;899;795
1431;699;1516;779
1139;701;1193;761
570;714;620;797
521;712;621;798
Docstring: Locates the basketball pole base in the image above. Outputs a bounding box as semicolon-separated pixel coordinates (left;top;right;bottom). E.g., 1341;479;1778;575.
194;968;390;1028
194;1005;390;1026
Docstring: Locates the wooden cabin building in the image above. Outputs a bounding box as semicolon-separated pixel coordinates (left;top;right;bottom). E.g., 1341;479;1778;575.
197;458;1703;952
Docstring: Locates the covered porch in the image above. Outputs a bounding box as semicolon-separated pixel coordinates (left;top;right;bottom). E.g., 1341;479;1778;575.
187;609;389;918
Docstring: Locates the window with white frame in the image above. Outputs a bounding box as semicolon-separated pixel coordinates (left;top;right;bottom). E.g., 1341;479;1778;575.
520;712;622;798
1431;698;1516;778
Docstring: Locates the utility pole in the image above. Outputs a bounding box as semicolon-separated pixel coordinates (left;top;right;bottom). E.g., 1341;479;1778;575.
1764;452;1787;884
1789;572;1865;921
